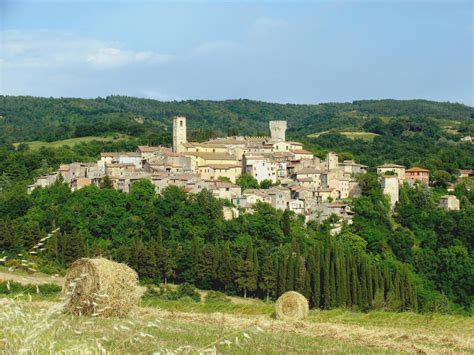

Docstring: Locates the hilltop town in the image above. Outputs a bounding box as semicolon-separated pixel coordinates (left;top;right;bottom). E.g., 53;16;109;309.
28;117;465;229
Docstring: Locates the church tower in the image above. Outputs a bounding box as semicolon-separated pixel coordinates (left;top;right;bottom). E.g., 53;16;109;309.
269;120;287;142
173;116;187;153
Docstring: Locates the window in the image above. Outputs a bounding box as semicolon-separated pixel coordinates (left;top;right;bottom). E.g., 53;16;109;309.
180;120;183;127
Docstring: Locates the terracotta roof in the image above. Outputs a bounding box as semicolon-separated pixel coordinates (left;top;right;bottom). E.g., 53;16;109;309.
296;168;326;175
377;163;406;168
292;149;313;155
200;164;240;170
101;152;141;158
406;167;430;172
185;152;236;160
137;145;161;153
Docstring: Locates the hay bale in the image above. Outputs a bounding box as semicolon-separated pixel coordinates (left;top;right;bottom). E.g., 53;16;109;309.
275;291;309;321
62;257;139;317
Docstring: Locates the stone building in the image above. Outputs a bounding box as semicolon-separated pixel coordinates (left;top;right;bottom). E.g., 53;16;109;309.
381;175;399;208
173;116;187;153
269;120;287;142
438;195;460;211
377;163;406;181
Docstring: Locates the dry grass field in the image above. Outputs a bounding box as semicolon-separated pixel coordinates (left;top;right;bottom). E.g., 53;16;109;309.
1;295;473;354
13;135;129;150
1;267;473;353
307;131;380;141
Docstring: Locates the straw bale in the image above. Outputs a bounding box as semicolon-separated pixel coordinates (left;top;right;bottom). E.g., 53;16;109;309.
62;258;139;317
275;291;309;321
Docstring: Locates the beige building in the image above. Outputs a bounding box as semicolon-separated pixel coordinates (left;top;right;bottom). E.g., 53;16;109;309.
223;206;240;220
377;163;406;181
291;149;314;160
438;195;460;211
197;164;242;183
381;175;399;208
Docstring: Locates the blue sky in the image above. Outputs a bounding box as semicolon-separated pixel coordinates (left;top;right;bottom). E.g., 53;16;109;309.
0;0;472;105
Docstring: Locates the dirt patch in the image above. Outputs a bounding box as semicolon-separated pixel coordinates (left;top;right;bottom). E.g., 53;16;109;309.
0;270;64;286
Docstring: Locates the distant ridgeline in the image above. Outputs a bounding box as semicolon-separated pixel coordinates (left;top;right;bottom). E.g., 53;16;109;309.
0;95;472;144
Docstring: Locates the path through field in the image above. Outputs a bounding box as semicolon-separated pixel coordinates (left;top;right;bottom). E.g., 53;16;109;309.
0;270;64;286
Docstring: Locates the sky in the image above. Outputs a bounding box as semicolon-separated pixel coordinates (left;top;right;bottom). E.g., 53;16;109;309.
0;0;472;105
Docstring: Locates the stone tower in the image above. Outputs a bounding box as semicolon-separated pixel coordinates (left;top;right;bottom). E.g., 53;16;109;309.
173;116;187;153
269;120;287;142
381;175;399;209
325;152;339;170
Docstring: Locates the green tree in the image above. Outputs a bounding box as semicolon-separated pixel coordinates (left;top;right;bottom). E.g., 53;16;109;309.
235;259;257;298
236;173;259;190
259;255;277;301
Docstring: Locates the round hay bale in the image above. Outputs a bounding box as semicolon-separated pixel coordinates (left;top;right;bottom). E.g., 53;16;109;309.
62;257;139;318
275;291;309;321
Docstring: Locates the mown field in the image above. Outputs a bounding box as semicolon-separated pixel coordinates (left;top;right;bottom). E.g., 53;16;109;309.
13;135;129;150
307;131;380;141
1;291;473;353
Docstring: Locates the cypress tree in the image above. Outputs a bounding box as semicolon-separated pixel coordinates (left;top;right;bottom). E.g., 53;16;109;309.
217;241;234;292
259;255;277;301
360;257;368;308
329;251;337;308
61;230;85;266
322;239;331;309
286;253;295;291
0;219;19;252
278;257;287;295
235;258;257;298
282;209;291;237
311;244;321;308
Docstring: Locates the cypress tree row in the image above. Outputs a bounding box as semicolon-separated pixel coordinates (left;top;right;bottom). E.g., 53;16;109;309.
269;238;418;312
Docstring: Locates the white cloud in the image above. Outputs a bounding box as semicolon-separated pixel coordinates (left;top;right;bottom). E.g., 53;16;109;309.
0;30;174;69
86;47;174;68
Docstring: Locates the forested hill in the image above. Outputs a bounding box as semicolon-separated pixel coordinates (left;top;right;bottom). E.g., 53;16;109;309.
0;95;472;144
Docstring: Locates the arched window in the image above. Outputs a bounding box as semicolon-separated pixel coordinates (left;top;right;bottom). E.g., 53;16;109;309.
180;120;183;127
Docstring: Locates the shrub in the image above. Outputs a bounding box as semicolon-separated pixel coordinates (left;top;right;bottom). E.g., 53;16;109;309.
205;291;230;303
0;280;23;294
177;283;200;302
0;281;62;296
37;283;62;295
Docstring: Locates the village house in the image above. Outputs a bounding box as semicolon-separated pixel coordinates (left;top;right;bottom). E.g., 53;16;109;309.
28;116;371;228
405;167;430;185
377;163;406;181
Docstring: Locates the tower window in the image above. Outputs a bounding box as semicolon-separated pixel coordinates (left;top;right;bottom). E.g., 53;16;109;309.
180;120;183;127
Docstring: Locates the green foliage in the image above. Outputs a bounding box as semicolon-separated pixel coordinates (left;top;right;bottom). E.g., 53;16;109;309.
0;281;61;296
204;290;230;303
177;283;201;302
236;173;259;190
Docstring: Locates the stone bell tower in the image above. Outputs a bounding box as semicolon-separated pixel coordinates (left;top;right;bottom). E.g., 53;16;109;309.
173;116;187;153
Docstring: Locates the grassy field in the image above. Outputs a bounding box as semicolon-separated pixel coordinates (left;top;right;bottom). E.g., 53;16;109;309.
1;295;473;354
13;135;129;150
308;131;380;141
1;269;473;353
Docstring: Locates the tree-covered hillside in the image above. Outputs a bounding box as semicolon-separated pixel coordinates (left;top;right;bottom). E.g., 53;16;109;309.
0;96;473;313
1;96;472;144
